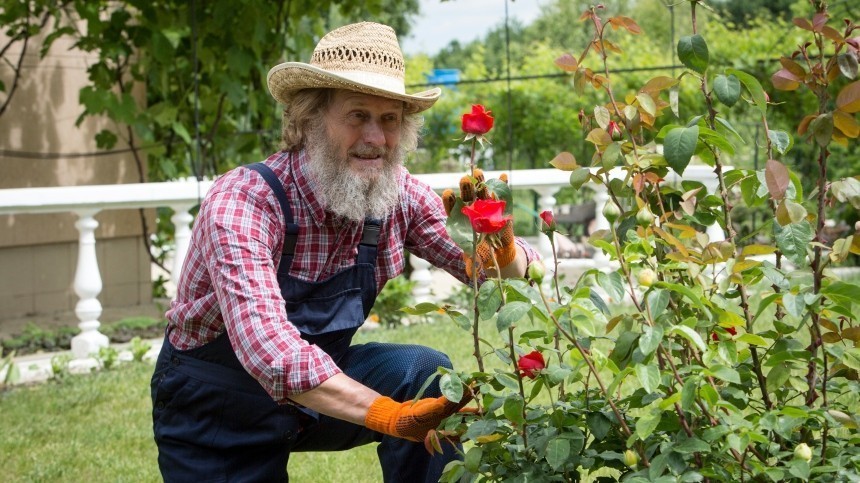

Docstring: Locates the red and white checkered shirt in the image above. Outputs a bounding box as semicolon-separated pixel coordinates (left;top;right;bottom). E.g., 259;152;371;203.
166;149;539;403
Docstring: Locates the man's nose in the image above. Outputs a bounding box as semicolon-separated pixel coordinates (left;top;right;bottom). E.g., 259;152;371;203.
362;120;386;146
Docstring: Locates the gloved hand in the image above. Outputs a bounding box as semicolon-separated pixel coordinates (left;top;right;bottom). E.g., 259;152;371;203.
364;393;473;442
442;168;517;277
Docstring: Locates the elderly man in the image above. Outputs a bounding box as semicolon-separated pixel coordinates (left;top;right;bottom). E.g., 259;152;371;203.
150;22;539;482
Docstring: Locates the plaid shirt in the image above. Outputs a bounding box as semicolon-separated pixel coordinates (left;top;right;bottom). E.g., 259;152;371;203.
166;149;539;403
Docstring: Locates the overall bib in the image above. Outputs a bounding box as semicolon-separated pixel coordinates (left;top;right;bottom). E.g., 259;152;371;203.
151;163;457;482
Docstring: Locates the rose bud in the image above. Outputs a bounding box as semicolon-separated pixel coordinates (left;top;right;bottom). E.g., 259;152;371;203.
636;204;654;227
794;443;812;462
527;261;545;283
638;268;656;287
624;449;639;468
517;351;546;379
607;120;624;141
602;201;621;223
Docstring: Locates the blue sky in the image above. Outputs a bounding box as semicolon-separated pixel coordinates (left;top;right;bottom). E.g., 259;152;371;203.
400;0;545;56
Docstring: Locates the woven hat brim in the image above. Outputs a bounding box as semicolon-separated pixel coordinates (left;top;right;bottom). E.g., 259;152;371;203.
268;63;441;114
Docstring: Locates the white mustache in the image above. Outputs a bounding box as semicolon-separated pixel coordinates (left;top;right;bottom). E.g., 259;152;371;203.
349;146;387;158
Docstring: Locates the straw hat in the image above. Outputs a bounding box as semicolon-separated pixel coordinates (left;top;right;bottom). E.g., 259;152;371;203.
267;22;441;114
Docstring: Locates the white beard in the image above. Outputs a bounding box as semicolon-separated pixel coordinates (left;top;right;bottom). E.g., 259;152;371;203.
305;124;403;222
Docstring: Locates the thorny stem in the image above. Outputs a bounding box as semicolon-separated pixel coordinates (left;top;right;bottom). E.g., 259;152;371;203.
492;249;529;448
547;234;566;399
535;282;650;467
689;0;774;411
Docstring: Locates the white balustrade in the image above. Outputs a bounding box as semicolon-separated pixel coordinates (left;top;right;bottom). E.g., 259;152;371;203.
70;209;109;359
0;166;726;358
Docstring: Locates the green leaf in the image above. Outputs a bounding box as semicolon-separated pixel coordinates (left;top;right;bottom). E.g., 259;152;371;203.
401;302;441;315
670;325;707;353
639;324;664;356
446;310;472;331
766;363;791;393
596;270;625;302
646;288;670;318
713;74;740;106
465;419;498;441
477;281;502;320
653;281;705;309
586;412;612;440
485;178;514;214
706;364;741;384
445;198;475;254
767;130;794;155
546;438;571;471
464;446;482;473
570;167;591;190
503;396;525;424
727;68;768;116
672;437;711;454
494;372;520;391
736;333;770;347
439;372;464;402
782;292;806;318
602;142;622;169
636;362;661;393
774;221;813;266
497;301;531;331
677;34;709;73
681;379;697;410
664;126;699;175
821;281;860;308
635;409;662;440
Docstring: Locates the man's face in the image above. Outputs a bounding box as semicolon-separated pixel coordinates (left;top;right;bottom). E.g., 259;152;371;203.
322;90;404;180
304;90;406;222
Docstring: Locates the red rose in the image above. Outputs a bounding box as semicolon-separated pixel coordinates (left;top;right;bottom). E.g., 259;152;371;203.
461;199;511;234
539;210;556;230
711;326;738;341
607;120;623;141
461;104;494;135
518;351;546;379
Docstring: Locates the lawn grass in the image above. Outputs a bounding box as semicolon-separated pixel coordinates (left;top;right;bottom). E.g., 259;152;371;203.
0;319;500;482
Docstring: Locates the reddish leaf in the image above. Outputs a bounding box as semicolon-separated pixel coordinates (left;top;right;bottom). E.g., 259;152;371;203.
555;53;578;72
798;114;816;136
641;76;680;94
812;12;828;32
772;69;801;91
608;16;641;34
779;57;807;77
834;110;860;138
836;80;860;113
822;25;844;43
793;17;814;31
549;151;579;171
842;327;860;343
765;159;790;201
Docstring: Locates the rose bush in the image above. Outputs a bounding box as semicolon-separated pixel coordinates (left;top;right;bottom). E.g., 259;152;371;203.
407;2;860;482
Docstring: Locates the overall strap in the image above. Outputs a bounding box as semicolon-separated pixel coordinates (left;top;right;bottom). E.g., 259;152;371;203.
358;217;382;265
246;163;299;275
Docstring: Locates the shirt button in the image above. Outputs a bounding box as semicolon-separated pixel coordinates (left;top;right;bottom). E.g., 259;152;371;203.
156;401;165;410
171;356;180;366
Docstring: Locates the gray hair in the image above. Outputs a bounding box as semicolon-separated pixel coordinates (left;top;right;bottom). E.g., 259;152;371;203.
280;88;423;152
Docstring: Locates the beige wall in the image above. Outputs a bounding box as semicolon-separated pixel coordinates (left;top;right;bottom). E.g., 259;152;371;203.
0;17;153;322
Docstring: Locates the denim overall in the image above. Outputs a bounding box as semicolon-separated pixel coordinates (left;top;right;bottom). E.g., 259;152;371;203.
151;163;456;482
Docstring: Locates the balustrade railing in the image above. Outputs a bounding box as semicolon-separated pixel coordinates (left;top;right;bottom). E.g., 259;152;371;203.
0;166;723;358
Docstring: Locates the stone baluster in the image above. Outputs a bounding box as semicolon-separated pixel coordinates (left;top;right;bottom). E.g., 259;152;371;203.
170;204;195;296
409;254;433;304
70;209;109;359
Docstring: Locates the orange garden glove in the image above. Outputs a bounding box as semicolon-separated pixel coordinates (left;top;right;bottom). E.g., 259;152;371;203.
364;393;472;442
442;169;517;277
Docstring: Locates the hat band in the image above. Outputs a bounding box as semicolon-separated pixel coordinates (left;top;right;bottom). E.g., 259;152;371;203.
327;69;407;95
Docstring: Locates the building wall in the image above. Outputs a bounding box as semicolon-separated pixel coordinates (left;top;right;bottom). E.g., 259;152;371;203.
0;17;153;322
